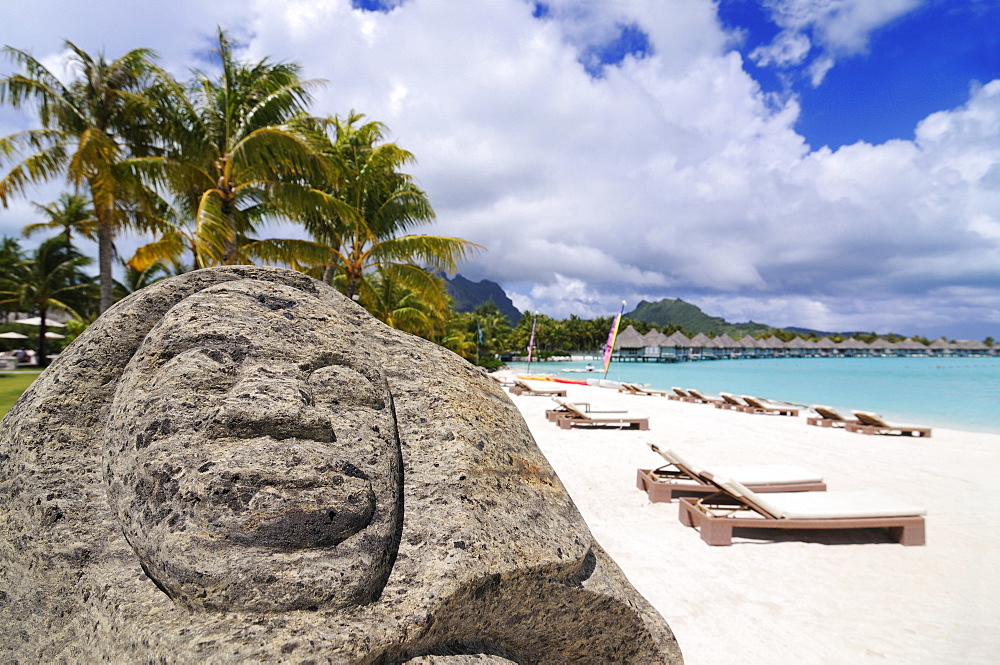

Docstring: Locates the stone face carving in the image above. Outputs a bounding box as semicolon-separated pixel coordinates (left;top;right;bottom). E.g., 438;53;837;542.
0;267;682;663
105;282;403;612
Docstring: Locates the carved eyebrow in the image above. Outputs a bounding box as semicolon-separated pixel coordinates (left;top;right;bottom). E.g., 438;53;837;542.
153;333;253;365
298;353;385;388
297;352;350;373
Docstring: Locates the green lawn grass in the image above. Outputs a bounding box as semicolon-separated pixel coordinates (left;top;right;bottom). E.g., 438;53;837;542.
0;372;40;418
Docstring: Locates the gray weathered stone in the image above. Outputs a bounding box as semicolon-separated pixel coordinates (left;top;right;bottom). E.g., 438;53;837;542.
0;266;682;663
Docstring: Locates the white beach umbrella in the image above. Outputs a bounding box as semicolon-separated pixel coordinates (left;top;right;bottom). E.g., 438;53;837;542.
44;332;66;339
0;331;29;339
13;317;66;328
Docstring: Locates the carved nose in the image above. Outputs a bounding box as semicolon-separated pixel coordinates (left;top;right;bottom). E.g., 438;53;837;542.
210;369;335;442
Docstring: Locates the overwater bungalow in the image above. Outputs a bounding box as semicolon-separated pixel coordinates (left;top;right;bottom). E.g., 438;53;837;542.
785;336;811;358
953;339;991;356
836;337;870;357
815;337;838;357
604;329;994;363
893;339;929;356
662;330;693;361
642;329;670;361
688;333;715;360
868;337;895;357
714;333;739;358
612;325;646;360
927;338;953;356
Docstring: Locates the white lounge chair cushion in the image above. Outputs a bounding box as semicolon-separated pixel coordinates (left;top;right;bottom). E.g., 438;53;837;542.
550;397;588;418
721;478;926;519
707;464;823;486
852;410;889;425
662;448;705;476
811;405;846;420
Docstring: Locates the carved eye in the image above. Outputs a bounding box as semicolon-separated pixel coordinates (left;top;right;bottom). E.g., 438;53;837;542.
307;365;385;410
157;347;238;392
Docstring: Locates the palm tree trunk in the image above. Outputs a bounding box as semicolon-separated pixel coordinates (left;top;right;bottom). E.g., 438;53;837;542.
346;271;360;300
97;213;114;313
221;194;237;264
97;217;114;314
36;307;48;368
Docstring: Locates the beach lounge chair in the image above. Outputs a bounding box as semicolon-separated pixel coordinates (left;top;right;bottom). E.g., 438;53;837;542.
678;476;926;546
740;395;799;417
636;445;826;503
806;405;859;428
846;411;932;438
551;400;649;430
685;388;724;405
545;397;627;422
618;382;668;397
509;379;568;397
715;392;752;412
668;387;697;402
488;373;517;388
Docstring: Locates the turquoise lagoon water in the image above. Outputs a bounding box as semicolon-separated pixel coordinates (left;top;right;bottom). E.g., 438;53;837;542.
506;356;1000;435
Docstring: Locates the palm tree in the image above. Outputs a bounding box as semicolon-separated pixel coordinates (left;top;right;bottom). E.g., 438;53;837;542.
23;191;98;257
469;300;512;358
286;112;480;299
360;265;450;339
0;42;161;313
113;256;171;300
0;237;95;366
128;29;345;270
438;321;478;360
0;236;23;323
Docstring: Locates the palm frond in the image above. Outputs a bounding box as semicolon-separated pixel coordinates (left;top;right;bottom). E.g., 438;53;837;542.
364;234;484;273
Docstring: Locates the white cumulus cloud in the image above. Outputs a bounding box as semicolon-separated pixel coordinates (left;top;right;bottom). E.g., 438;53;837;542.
0;0;997;339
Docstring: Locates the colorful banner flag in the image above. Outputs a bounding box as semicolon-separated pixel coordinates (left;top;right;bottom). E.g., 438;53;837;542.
602;301;626;376
526;317;537;363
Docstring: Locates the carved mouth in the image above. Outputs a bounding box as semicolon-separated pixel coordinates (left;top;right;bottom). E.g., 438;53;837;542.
175;438;378;550
205;412;337;444
234;483;377;549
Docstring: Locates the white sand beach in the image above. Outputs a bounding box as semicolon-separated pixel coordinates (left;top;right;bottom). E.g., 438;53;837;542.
498;372;1000;664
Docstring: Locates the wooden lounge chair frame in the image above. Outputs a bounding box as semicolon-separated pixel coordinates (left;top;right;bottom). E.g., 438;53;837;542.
488;374;517;388
545;397;627;422
739;395;799;417
714;392;752;412
553;400;648;430
636;445;826;502
845;411;931;438
618;382;668;397
508;379;568;397
685;388;723;405
806;405;858;428
677;477;926;546
667;387;698;402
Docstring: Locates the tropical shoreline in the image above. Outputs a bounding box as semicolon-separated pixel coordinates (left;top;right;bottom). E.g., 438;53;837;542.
498;370;1000;664
505;357;1000;436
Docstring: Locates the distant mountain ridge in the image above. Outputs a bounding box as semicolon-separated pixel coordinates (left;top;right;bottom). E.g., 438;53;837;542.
444;275;522;325
626;298;774;337
445;282;881;339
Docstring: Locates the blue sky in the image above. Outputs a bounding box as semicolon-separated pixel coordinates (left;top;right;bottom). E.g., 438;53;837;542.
720;0;1000;149
1;0;998;339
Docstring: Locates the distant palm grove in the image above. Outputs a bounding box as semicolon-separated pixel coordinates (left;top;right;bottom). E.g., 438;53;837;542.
1;32;992;370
